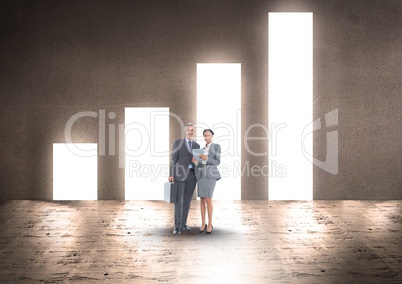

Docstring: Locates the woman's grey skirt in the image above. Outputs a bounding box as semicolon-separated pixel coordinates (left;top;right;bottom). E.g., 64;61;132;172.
197;177;217;198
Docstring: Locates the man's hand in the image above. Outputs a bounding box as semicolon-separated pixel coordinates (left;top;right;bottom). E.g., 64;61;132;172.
168;176;174;183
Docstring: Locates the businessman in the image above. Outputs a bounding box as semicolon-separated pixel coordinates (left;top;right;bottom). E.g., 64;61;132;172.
169;122;200;235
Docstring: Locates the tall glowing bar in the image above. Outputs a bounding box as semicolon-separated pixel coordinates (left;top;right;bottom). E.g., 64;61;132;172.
197;63;241;200
125;107;169;200
268;13;313;200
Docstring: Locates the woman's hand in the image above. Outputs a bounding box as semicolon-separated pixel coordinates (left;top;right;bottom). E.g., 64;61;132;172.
192;157;198;164
199;154;208;161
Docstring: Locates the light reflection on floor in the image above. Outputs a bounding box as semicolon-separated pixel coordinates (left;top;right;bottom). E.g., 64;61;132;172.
0;200;401;282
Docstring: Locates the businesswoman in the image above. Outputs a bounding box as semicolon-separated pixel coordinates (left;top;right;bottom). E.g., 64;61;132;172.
192;129;221;234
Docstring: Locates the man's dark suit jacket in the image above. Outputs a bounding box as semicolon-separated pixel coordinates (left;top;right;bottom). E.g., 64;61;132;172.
170;139;200;182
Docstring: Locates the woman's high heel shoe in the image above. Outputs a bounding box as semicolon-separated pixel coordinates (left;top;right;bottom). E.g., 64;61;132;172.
206;225;213;234
199;224;207;234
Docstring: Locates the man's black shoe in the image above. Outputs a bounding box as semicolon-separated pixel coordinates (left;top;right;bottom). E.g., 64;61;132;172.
181;225;191;231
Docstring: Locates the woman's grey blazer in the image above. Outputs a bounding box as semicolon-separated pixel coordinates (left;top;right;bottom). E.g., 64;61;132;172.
195;143;221;180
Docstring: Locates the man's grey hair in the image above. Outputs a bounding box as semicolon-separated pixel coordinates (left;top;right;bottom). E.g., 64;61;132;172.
185;122;193;128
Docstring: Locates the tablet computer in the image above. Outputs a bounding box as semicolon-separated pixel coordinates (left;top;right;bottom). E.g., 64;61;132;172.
192;149;204;162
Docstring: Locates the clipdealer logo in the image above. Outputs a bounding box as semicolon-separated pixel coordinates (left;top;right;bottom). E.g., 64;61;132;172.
62;108;339;175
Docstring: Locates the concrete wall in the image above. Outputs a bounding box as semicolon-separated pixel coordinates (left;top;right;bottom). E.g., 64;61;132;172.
0;0;401;200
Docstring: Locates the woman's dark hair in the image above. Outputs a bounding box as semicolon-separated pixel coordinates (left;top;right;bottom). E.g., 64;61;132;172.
203;129;214;135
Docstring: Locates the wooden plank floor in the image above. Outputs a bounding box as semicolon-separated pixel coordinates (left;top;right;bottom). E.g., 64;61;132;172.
0;200;401;283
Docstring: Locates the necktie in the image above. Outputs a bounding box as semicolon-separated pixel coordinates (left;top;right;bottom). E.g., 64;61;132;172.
188;141;193;169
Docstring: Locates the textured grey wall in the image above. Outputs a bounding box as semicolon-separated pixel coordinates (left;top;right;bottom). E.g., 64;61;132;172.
0;0;401;200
